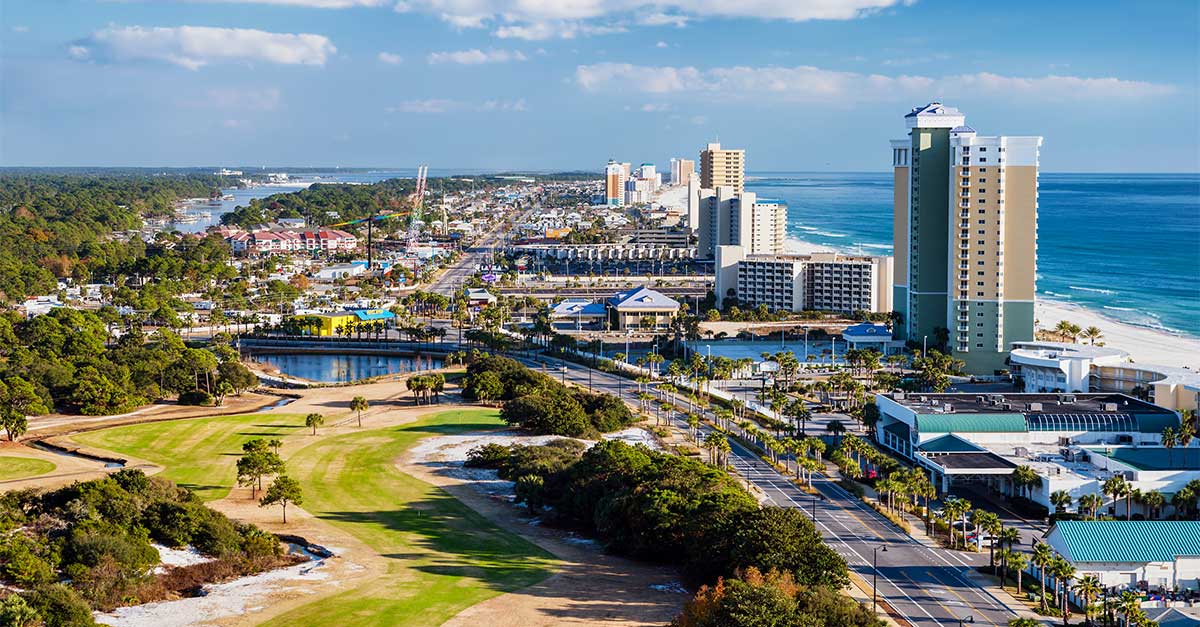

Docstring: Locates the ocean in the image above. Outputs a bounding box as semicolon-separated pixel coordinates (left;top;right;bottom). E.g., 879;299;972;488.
746;172;1200;339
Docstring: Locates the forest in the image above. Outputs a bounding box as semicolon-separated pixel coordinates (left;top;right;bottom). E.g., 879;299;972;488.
0;173;232;303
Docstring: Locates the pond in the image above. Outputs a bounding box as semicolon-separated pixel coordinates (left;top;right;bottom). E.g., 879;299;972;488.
251;353;443;383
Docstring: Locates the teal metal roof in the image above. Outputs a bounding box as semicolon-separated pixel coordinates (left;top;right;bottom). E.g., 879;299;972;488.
1051;521;1200;563
918;434;985;453
1137;413;1182;434
916;413;1028;434
349;309;395;321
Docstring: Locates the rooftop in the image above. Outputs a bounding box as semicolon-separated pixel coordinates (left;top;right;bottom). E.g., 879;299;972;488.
884;392;1174;417
1088;446;1200;471
607;286;680;311
1049;521;1200;564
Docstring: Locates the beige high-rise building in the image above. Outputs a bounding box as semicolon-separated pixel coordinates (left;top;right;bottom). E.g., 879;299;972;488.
700;143;744;192
891;102;1042;375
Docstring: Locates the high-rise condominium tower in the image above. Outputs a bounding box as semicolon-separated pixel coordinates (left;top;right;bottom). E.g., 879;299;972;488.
604;160;629;206
891;103;1042;375
700;143;744;192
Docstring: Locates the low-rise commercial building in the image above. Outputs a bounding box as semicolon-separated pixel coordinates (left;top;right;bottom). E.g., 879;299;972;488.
226;228;358;256
293;309;395;336
875;392;1190;514
715;246;893;314
607;286;680;330
1010;341;1200;411
1044;521;1200;592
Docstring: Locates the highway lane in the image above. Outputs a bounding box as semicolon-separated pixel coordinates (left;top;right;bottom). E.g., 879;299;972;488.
532;354;1017;627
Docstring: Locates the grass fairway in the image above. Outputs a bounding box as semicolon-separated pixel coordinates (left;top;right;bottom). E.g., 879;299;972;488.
74;412;305;500
260;408;556;627
0;455;57;481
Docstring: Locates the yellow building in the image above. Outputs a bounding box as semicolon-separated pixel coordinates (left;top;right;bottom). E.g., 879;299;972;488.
700;142;744;192
294;309;396;336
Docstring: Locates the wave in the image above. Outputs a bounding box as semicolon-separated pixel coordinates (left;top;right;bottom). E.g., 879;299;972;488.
796;225;819;231
813;231;848;238
857;243;893;250
1102;306;1136;312
1069;285;1118;295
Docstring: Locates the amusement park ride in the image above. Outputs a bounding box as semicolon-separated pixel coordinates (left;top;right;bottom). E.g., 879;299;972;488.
326;165;428;272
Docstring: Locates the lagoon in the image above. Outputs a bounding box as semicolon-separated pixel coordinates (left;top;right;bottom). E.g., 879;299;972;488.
251;353;443;383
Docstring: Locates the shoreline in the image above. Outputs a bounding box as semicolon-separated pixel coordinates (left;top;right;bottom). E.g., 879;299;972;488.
651;184;1196;369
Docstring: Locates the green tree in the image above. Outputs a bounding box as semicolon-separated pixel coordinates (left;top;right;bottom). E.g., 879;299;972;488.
0;376;50;441
0;594;41;627
260;475;303;523
237;447;285;498
350;395;368;427
304;412;325;435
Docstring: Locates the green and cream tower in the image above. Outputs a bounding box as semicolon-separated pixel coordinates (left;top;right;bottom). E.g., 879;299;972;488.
891;103;1042;375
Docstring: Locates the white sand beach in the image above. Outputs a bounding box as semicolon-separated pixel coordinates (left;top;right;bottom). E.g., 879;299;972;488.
1036;299;1200;370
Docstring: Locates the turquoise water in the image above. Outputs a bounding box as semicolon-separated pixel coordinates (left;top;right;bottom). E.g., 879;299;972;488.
747;172;1200;338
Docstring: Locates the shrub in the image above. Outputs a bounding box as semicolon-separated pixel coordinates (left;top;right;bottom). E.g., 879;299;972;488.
464;443;510;469
0;534;57;587
22;584;97;627
177;390;214;406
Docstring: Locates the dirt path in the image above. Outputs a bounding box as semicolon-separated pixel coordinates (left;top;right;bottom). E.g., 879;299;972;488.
400;443;687;627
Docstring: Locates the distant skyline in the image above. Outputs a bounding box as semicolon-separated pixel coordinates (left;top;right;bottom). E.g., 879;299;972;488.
2;1;1197;172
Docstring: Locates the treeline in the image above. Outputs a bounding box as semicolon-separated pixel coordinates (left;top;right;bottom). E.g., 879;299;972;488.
219;177;483;228
0;308;257;421
466;439;876;626
0;173;228;302
460;356;635;437
0;469;298;625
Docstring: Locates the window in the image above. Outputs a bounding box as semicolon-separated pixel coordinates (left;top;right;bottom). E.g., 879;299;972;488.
976;291;984;296
977;281;984;286
980;158;987;163
976;343;984;347
978;219;986;224
979;147;987;152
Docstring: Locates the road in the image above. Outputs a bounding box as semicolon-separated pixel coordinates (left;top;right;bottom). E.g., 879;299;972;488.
529;354;1019;627
426;214;520;297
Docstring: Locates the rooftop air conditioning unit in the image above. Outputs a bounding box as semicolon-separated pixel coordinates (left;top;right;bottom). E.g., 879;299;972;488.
1064;395;1076;403
1029;402;1043;411
1014;447;1030;457
1103;403;1118;412
894;392;906;400
944;404;953;412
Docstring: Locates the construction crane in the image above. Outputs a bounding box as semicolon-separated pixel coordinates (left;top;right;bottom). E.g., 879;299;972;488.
408;165;428;249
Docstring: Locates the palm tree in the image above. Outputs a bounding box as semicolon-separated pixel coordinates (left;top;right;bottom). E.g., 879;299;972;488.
825;419;847;445
305;412;324;435
1008;551;1028;593
1051;490;1074;514
1103;475;1130;520
1032;542;1053;612
1142;490;1165;520
1081;326;1103;345
1012;465;1042;500
944;497;971;549
1051;557;1076;624
1073;575;1102;625
1162;426;1178;467
350;395;369;428
1078;493;1104;520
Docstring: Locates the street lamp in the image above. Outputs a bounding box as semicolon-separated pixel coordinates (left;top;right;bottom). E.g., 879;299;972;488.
872;545;888;615
811;494;821;521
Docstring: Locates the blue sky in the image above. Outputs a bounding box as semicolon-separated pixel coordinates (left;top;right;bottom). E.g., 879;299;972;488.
1;0;1197;171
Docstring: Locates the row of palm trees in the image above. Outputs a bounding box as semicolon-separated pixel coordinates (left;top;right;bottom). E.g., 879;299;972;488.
1052;320;1104;345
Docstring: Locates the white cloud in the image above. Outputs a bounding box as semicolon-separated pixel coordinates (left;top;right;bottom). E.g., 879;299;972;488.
386;98;527;113
640;103;670;112
193;0;906;40
655;41;668;48
427;48;527;64
11;25;30;33
72;25;336;70
574;62;1176;103
222;119;248;128
377;51;403;64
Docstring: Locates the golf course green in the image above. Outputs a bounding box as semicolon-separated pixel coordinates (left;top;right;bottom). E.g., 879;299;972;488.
76;407;557;626
0;455;56;482
74;412;305;500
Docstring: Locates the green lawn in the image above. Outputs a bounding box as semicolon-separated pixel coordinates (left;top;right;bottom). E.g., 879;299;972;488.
260;408;556;627
74;407;557;626
0;455;56;482
73;412;305;500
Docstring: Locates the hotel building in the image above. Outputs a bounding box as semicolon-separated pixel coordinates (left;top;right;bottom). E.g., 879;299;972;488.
670;158;695;186
700;143;744;192
714;246;893;314
696;188;786;259
604;160;631;206
891;103;1042;375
